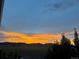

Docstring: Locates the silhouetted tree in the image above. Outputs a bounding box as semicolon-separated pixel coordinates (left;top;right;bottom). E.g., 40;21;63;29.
73;28;79;58
73;28;79;46
61;33;71;46
46;33;71;59
61;33;71;59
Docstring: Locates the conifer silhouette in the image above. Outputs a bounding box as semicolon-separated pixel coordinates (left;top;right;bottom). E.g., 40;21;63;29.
61;33;71;46
73;28;79;58
73;28;79;46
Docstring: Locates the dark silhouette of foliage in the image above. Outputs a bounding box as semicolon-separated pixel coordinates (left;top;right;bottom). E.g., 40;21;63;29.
73;28;79;58
61;33;71;46
46;28;79;59
73;28;79;46
46;44;72;59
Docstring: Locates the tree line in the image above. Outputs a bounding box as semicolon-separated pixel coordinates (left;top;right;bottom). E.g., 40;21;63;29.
46;28;79;59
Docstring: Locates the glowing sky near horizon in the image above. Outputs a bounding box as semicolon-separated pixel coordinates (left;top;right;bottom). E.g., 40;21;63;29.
2;0;79;33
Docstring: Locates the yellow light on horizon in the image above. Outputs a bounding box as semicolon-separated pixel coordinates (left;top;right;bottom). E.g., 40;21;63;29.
0;31;76;46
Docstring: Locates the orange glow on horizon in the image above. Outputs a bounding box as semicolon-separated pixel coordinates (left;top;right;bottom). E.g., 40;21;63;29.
0;31;75;45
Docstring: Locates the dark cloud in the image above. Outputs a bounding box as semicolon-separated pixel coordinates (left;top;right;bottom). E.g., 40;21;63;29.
46;0;79;12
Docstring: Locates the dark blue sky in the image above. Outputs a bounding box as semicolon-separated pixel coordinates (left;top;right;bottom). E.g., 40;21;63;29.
2;0;79;33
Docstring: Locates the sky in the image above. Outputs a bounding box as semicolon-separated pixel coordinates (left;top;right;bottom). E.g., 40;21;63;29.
2;0;79;34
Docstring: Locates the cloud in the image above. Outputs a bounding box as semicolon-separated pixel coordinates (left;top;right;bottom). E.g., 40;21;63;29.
45;0;79;12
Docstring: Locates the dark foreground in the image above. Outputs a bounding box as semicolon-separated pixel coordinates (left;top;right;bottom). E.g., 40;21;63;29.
0;43;78;59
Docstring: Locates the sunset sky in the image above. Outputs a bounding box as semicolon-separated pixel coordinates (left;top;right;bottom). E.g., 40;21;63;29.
2;0;79;34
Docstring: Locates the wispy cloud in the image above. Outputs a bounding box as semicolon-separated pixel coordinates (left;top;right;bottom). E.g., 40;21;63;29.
45;0;79;12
